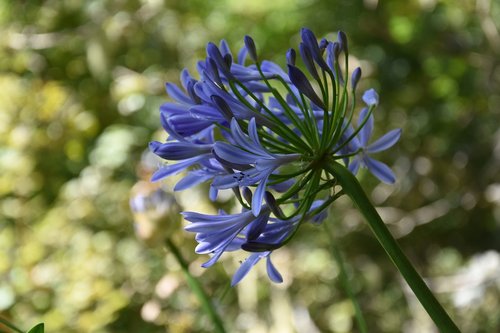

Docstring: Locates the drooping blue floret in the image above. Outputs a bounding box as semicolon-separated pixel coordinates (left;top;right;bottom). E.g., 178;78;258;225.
212;118;301;216
345;106;401;184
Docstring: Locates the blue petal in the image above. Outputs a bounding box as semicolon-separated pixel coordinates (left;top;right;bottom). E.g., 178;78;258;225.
183;210;251;229
195;227;240;253
367;129;402;153
165;83;192;104
219;39;232;57
213;142;258;165
362;89;379;106
348;157;360;175
180;69;192;90
150;142;212;160
189;105;225;122
151;156;206;182
266;255;283;283
358;108;373;146
209;186;218;201
364;157;396;184
260;61;290;81
231;253;261;286
201;250;225;268
174;170;214;191
251;173;270;216
237;46;248;65
230;119;268;157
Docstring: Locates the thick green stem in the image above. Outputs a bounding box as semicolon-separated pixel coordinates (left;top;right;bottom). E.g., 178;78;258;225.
326;162;460;333
165;239;226;333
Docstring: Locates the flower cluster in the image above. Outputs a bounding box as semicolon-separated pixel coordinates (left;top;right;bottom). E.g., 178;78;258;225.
151;28;401;285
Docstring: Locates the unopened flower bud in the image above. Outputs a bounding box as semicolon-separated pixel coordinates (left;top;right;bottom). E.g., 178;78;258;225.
244;35;258;62
351;67;362;90
286;48;296;66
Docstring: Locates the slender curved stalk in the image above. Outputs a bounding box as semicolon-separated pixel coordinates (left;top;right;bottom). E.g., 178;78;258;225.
165;239;226;333
326;161;461;333
0;317;23;333
325;223;368;333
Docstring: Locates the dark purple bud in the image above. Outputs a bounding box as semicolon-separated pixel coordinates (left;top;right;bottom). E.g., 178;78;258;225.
333;42;341;58
351;67;361;90
242;241;282;252
301;28;329;72
223;53;233;69
206;58;223;87
299;42;319;81
264;191;285;219
186;79;201;104
287;65;325;109
338;31;348;54
286;48;296;66
326;42;344;85
319;38;328;54
211;95;233;122
242;187;253;206
206;42;233;79
247;213;268;240
244;35;258;62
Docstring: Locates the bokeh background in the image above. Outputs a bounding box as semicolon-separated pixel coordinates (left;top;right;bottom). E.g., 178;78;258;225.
1;0;499;332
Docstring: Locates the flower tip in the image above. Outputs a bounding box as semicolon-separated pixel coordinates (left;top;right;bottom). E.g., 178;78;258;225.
351;67;362;90
338;31;348;53
149;141;161;152
300;27;314;39
288;64;325;109
244;35;258;62
286;48;296;66
210;95;233;122
362;88;379;106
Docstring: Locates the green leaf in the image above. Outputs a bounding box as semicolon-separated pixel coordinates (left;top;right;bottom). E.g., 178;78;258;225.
26;323;44;333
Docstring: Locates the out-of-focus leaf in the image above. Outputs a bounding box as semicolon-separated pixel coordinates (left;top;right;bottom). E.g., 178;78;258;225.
26;323;44;333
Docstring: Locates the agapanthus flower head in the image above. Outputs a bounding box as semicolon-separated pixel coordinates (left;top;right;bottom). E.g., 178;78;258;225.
151;28;400;285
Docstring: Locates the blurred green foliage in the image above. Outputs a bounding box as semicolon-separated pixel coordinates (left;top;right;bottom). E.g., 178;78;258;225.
1;0;499;332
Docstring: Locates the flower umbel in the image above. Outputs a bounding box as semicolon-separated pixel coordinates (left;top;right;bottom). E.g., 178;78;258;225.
151;28;400;285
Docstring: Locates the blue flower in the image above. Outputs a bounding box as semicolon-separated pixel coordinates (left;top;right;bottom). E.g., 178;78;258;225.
347;107;401;184
183;208;271;268
151;28;401;285
212;118;301;216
